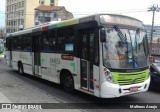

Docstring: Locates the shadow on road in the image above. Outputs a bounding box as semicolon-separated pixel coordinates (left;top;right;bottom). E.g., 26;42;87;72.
149;82;160;93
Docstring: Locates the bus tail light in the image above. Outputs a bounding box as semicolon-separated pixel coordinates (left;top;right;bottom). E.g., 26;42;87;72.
104;71;114;83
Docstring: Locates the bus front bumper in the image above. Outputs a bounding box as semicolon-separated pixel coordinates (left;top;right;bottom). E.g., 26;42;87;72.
100;77;150;98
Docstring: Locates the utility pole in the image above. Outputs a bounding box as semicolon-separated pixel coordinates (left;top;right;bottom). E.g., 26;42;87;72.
0;28;2;39
148;4;160;54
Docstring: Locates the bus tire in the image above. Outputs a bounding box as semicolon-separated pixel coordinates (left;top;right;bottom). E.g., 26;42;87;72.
18;63;24;75
63;74;74;93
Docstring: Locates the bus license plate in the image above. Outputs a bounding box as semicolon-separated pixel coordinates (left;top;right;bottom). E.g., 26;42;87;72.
130;87;138;92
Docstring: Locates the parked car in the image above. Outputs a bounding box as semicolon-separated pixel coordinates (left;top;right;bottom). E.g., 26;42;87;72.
150;60;160;86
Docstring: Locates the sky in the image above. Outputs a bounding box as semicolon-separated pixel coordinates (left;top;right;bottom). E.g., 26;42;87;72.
0;0;160;27
58;0;160;25
0;0;5;27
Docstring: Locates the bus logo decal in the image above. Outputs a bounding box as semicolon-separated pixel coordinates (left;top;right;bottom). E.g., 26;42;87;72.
50;58;61;67
70;63;76;72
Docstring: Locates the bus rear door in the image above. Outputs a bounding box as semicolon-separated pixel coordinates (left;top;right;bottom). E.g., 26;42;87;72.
32;35;41;77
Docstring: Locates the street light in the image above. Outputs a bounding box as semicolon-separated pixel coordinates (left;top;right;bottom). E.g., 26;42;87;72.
148;4;160;54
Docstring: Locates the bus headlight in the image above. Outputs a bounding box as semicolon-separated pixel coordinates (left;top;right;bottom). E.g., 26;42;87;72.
104;71;114;83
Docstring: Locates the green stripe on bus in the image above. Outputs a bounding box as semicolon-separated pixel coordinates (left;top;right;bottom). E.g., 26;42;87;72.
56;20;78;28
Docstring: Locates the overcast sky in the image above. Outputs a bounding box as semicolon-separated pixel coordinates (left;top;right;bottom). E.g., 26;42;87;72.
0;0;5;27
0;0;160;27
59;0;160;25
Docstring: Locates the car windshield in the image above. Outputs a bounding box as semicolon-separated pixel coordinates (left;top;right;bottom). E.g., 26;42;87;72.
103;26;149;69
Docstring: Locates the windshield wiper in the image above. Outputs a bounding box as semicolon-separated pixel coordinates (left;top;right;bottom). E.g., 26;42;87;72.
114;25;127;42
135;29;140;53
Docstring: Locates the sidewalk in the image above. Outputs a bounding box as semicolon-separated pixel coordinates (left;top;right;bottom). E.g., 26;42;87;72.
0;92;21;112
0;58;82;112
0;85;82;112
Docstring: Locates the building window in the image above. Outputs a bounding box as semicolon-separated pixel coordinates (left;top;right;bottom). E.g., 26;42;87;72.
50;0;55;5
35;22;39;25
35;10;39;16
19;2;21;8
21;1;24;7
15;4;17;10
21;19;24;24
14;21;16;26
53;12;57;18
39;0;45;5
38;16;45;21
12;5;14;10
46;12;50;17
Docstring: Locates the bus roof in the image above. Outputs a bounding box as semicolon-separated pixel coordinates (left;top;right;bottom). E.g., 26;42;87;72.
6;14;144;37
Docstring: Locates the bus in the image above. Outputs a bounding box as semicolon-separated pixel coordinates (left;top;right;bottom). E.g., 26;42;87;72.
6;14;150;98
0;39;5;56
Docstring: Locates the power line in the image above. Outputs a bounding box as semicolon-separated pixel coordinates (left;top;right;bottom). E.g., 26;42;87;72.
72;8;148;14
0;8;148;15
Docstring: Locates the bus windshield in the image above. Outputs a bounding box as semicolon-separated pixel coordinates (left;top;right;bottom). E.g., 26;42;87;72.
103;26;149;69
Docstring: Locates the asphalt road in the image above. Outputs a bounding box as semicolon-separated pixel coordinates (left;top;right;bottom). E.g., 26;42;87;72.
0;57;160;112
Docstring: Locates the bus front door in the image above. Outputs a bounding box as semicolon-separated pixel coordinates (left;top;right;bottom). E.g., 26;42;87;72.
78;28;95;91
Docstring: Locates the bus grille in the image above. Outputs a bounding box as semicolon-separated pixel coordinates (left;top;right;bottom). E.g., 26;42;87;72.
114;72;148;85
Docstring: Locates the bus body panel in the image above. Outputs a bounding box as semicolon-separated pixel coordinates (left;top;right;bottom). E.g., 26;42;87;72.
100;77;150;98
55;54;79;89
40;53;58;83
11;51;33;75
6;51;11;66
93;65;100;97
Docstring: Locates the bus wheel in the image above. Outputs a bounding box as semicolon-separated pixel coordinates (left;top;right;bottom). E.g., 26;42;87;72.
63;74;74;92
18;63;24;75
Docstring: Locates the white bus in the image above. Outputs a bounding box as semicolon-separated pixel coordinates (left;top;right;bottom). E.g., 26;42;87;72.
6;14;150;98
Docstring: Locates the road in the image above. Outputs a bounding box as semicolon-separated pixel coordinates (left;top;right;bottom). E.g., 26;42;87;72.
0;57;160;112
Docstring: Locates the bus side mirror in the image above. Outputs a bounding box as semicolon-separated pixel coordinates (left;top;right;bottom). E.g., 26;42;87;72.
100;29;106;42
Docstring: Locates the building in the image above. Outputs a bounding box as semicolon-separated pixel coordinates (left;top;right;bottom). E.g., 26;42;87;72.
0;27;5;39
5;0;59;33
145;25;160;55
145;25;160;39
39;0;58;6
35;6;73;25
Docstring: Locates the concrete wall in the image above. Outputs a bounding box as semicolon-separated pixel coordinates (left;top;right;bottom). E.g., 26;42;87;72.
45;0;50;5
24;0;39;29
58;8;73;20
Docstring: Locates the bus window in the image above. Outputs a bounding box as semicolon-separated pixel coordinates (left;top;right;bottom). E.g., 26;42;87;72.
22;35;31;51
12;36;22;51
48;30;56;52
42;30;56;52
57;26;75;53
